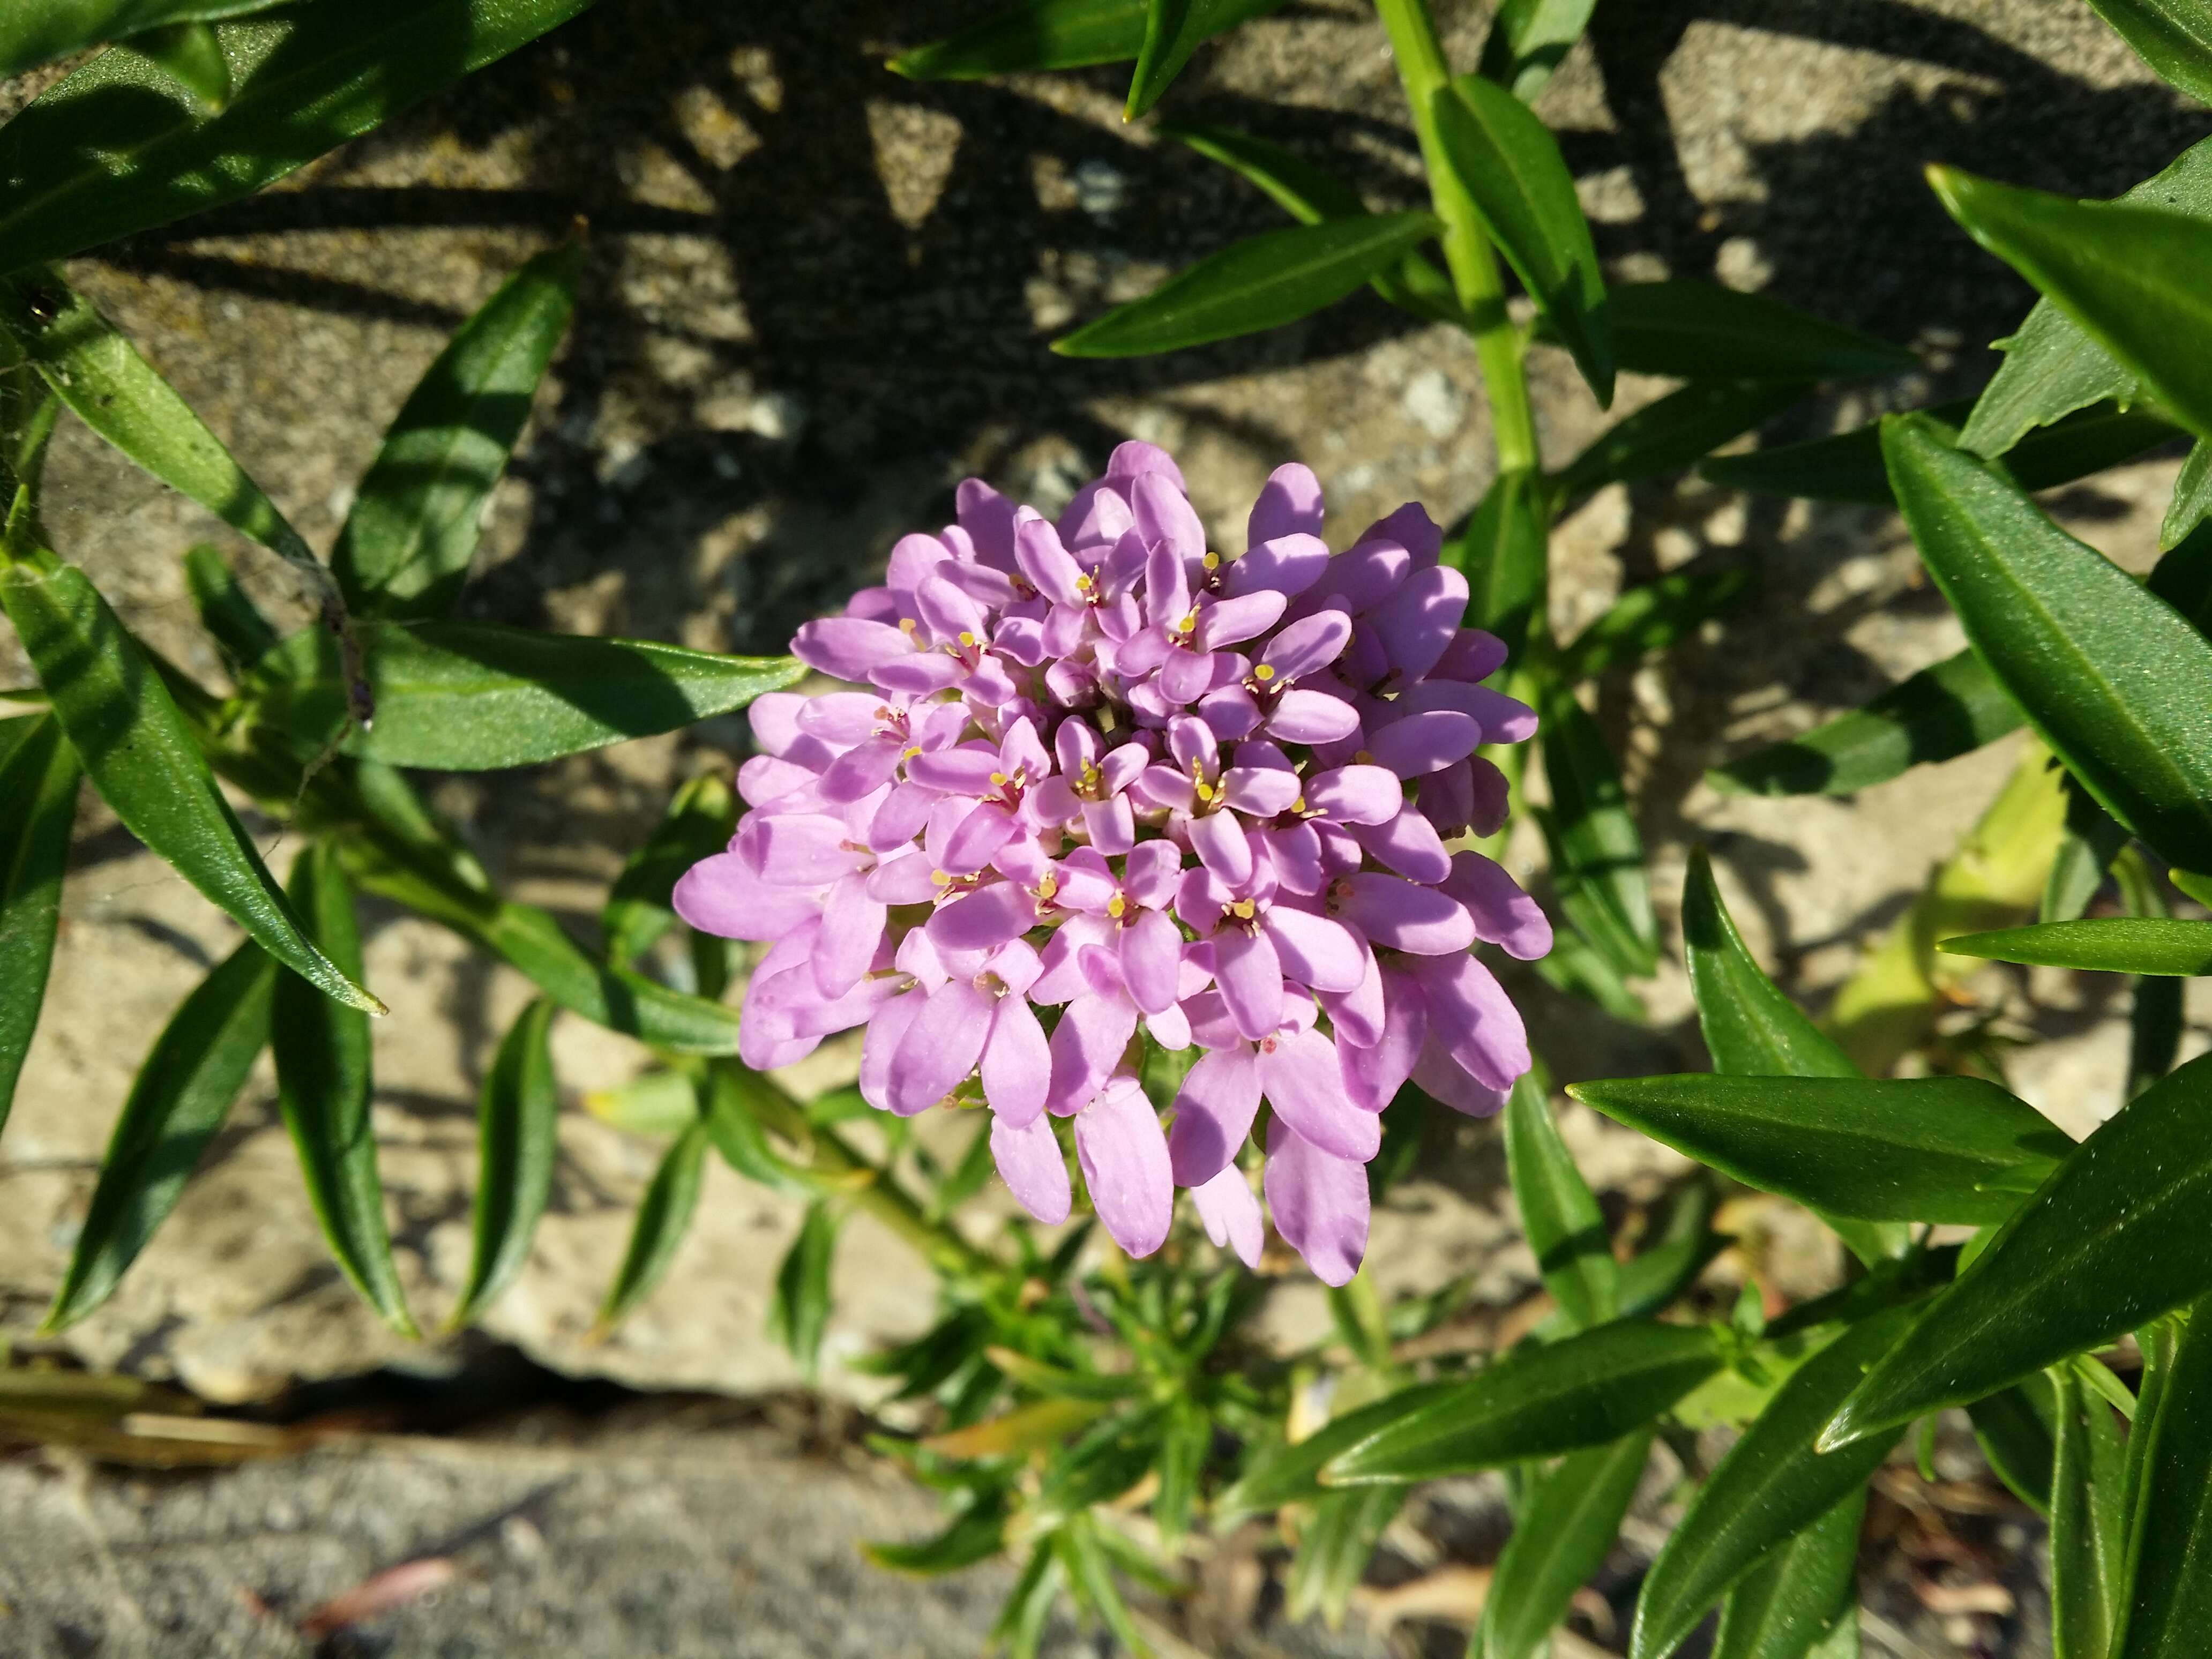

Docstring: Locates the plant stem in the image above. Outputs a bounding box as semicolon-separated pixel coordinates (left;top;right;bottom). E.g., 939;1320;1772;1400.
1373;0;1541;477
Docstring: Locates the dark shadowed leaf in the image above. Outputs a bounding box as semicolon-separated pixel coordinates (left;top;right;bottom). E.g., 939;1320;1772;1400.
271;844;414;1335
1940;917;2212;976
1286;1484;1406;1627
1432;73;1611;404
863;1495;1010;1575
603;771;737;967
0;0;597;274
1477;0;1598;99
1559;380;1811;500
0;0;285;79
1483;1428;1652;1659
2083;0;2212;103
1051;212;1442;357
181;544;279;675
1541;688;1656;976
1444;467;1546;663
136;20;230;108
2050;1361;2128;1659
2164;443;2212;552
1594;280;1914;383
1560;569;1753;681
245;621;803;770
767;1198;840;1378
700;1062;813;1194
2117;1295;2212;1658
0;558;380;1013
1504;1069;1617;1329
1710;1488;1863;1659
1126;0;1290;117
890;0;1282;79
595;1119;708;1332
2043;779;2131;925
1682;849;1855;1080
0;714;78;1134
451;998;559;1327
40;941;272;1332
1969;1373;2058;1515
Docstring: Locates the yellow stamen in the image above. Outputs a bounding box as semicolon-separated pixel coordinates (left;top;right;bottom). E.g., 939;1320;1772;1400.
1252;664;1275;682
931;870;953;886
1194;782;1216;803
990;771;1008;786
1074;572;1094;592
1355;749;1376;766
1107;894;1127;918
898;617;918;634
958;630;976;647
1292;796;1307;814
1178;610;1198;636
1036;873;1059;902
1202;551;1221;570
902;744;923;759
1229;899;1257;920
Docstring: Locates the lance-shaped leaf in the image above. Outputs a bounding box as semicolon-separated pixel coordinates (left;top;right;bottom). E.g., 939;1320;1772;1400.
1941;917;2212;977
700;1062;814;1194
1217;1381;1458;1515
1284;1484;1404;1627
1559;380;1811;501
2051;1361;2128;1659
137;20;230;108
767;1198;840;1378
0;558;381;1013
245;622;804;771
1482;1428;1653;1659
2084;0;2212;104
1477;0;1598;100
1445;467;1546;664
1126;0;1291;118
1322;1320;1724;1485
0;0;596;274
1504;1069;1617;1329
1931;166;2212;442
0;1;286;80
1541;687;1656;976
594;1118;708;1332
1821;1052;2212;1449
1632;1305;1919;1659
1591;280;1913;384
1570;1073;2068;1225
1560;569;1752;680
334;241;582;619
1051;211;1443;357
890;0;1281;79
2044;779;2131;926
451;998;559;1327
182;544;280;675
1969;1373;2058;1515
2117;1296;2212;1657
603;772;737;968
40;940;273;1332
863;1496;1011;1576
1432;73;1612;405
1709;1488;1863;1659
1893;420;2212;875
271;843;414;1335
2166;443;2212;553
0;714;79;1134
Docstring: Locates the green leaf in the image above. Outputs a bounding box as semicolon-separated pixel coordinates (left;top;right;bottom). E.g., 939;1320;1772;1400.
1682;848;1857;1080
1558;380;1811;500
0;558;382;1014
1570;1073;2068;1225
0;0;280;79
1321;1320;1724;1486
1127;0;1289;118
0;0;597;274
862;1494;1010;1575
2164;442;2212;553
1540;687;1656;976
990;1546;1064;1659
1931;166;2212;443
2083;0;2212;104
699;1062;814;1193
594;1118;708;1332
39;939;272;1331
1821;1052;2212;1451
1482;1428;1653;1659
1708;647;2022;798
1968;1373;2058;1515
584;1068;697;1136
1050;211;1443;358
181;544;279;675
270;843;414;1336
0;714;79;1134
767;1198;840;1378
451;998;558;1327
1884;412;2212;875
1443;467;1546;662
2116;1297;2212;1657
136;19;231;108
1431;73;1611;405
1709;1489;1863;1659
1617;1181;1729;1319
1594;281;1915;384
2120;1315;2181;1548
1632;1304;1920;1659
334;241;582;620
604;771;737;968
1504;1069;1617;1329
1530;915;1648;1021
1940;917;2212;976
1284;1484;1405;1627
2051;1361;2129;1659
1153;1398;1208;1541
2043;779;2131;925
1217;1382;1458;1515
1559;569;1753;681
1477;0;1597;100
245;621;804;771
890;0;1282;79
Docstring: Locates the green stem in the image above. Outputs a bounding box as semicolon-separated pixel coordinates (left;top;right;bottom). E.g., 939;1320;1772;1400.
1372;0;1541;476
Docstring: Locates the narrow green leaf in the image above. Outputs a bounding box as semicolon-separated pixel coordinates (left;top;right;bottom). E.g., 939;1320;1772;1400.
270;843;414;1336
1708;647;2022;798
2165;442;2212;552
1153;1397;1208;1541
1884;413;2212;875
0;0;280;79
1284;1484;1405;1627
2043;779;2131;925
1051;212;1442;357
1127;0;1290;118
0;559;381;1014
1570;1073;2068;1225
1633;1305;1920;1659
1618;1181;1728;1318
988;1346;1141;1404
245;621;804;771
0;0;597;274
1504;1069;1617;1329
2116;853;2185;1098
767;1198;840;1377
1940;917;2212;976
890;0;1281;79
2051;1362;2128;1659
136;20;231;108
1682;848;1857;1079
0;714;79;1134
1321;1320;1724;1486
2083;0;2212;104
1931;166;2212;442
2120;1316;2181;1552
1432;73;1612;405
1821;1053;2212;1450
1443;467;1546;663
40;939;272;1332
2116;1303;2211;1658
699;1061;812;1193
1531;914;1648;1021
1477;0;1598;100
334;241;582;620
1710;1489;1863;1659
1592;281;1915;384
1559;569;1752;681
990;1546;1064;1659
1483;1428;1652;1659
604;772;737;968
1559;380;1811;500
451;998;559;1326
1217;1381;1458;1515
863;1495;1010;1576
1968;1373;2058;1515
1541;687;1656;976
181;544;279;675
594;1118;708;1332
584;1068;697;1136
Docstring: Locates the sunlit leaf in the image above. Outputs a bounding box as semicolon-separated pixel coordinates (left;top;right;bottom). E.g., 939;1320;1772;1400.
1444;466;1546;663
181;544;279;675
1709;1490;1863;1659
1126;0;1290;118
922;1397;1108;1461
2083;0;2212;104
890;0;1281;79
451;998;559;1327
1482;1428;1652;1659
2117;1295;2212;1657
2050;1361;2128;1659
1216;1382;1456;1515
1477;0;1596;99
862;1494;1010;1575
594;1119;707;1332
1941;917;2212;977
0;0;282;79
2165;443;2212;552
0;714;78;1135
1284;1484;1405;1627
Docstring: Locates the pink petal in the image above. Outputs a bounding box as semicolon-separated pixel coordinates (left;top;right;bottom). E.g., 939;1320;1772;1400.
754;814;856;886
1349;804;1453;885
1246;463;1325;545
859;987;928;1112
1118;908;1184;1015
992;1112;1071;1223
1189;809;1255;885
981;995;1051;1126
1336;873;1476;954
940;802;1021;875
1264;1119;1369;1287
1412;952;1530;1090
888;980;995;1115
1304;765;1402;826
1167;1045;1261;1186
1414;1035;1509;1118
1264;689;1359;743
1191;1166;1264;1267
1365;710;1482;778
1340;969;1426;1111
1259;610;1351;682
930;880;1039;952
1261;907;1366;993
792;616;913;681
1047;991;1139;1116
673;853;821;941
1074;1078;1174;1258
1212;925;1286;1042
1442;851;1553;961
1259;1029;1380;1161
1133;470;1206;563
812;872;886;997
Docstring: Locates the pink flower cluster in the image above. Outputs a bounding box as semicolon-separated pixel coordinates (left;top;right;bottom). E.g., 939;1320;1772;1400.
676;444;1549;1284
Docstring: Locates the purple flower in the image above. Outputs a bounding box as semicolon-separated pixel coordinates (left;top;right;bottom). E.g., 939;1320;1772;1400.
675;446;1543;1281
